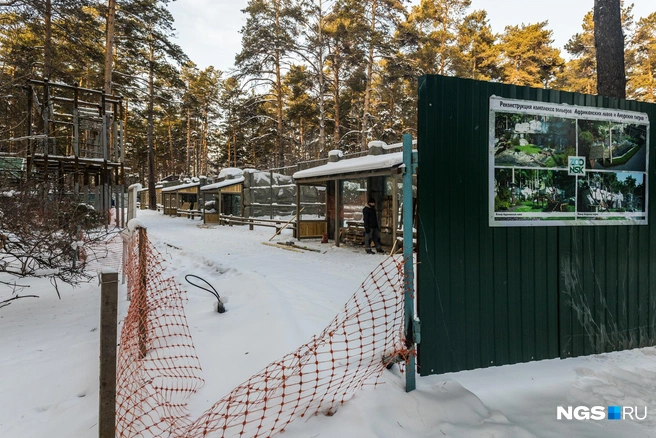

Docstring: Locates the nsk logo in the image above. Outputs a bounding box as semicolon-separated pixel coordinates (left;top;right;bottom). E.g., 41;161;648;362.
556;406;647;421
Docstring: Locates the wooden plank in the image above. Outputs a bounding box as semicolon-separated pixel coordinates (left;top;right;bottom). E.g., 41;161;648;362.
261;241;302;253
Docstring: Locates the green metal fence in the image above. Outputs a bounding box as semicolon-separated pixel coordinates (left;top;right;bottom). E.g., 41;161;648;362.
417;74;656;375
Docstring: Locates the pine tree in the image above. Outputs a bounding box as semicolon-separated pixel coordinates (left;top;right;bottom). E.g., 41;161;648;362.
555;11;597;94
323;4;367;151
498;21;563;87
556;4;633;95
453;9;499;80
236;0;305;167
403;0;472;75
627;12;656;102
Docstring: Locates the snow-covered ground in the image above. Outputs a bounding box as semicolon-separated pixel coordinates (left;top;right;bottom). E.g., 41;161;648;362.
1;209;655;438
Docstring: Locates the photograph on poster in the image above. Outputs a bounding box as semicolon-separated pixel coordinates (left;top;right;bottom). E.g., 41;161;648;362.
577;172;646;217
578;121;647;172
494;168;576;219
494;113;576;168
489;96;649;226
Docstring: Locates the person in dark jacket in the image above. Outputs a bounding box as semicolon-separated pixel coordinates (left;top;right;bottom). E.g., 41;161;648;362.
362;197;384;254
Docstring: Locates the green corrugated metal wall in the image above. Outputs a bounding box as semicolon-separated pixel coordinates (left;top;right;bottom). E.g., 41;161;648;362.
417;75;656;376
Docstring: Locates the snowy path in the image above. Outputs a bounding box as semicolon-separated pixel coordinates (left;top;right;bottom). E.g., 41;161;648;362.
1;210;655;437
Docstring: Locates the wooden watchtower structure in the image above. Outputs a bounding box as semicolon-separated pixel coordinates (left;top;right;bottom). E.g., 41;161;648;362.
18;79;126;226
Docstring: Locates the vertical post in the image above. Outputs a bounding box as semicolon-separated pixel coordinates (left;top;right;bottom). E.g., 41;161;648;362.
270;170;274;219
137;227;148;358
73;86;79;156
402;133;416;392
98;269;118;438
25;85;33;183
392;175;398;249
218;191;223;224
295;182;301;240
334;179;340;247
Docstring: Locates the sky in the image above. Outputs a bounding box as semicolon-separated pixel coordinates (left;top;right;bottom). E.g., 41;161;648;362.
2;210;656;437
168;0;656;73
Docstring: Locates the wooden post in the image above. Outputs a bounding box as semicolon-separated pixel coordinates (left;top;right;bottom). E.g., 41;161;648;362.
218;191;223;225
392;175;398;249
137;227;148;358
295;182;301;240
269;170;274;219
98;269;118;438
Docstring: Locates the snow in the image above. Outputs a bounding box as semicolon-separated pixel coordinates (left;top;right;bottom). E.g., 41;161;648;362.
127;218;146;231
382;139;417;150
218;167;243;179
161;181;200;192
200;176;245;191
2;210;656;437
328;149;344;158
368;140;387;149
293;151;412;180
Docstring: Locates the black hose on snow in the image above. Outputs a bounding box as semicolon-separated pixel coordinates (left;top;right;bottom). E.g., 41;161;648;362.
185;274;226;313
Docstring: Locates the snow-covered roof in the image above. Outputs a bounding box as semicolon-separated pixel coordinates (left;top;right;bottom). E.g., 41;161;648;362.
201;176;245;191
368;140;387;149
383;139;417;150
293;151;412;180
161;181;200;192
219;167;243;179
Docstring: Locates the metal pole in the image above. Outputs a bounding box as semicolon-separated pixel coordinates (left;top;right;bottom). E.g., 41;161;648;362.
98;269;118;438
402;133;416;392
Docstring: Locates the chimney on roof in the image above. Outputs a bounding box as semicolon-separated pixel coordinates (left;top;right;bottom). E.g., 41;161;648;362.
368;140;386;156
328;149;343;163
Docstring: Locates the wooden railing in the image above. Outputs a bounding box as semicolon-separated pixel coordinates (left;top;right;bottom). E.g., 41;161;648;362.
218;214;297;233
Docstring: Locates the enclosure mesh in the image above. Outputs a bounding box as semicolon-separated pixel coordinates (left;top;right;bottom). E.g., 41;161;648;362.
116;229;411;437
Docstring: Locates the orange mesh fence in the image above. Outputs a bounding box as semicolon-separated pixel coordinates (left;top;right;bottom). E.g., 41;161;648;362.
116;228;410;438
116;228;204;437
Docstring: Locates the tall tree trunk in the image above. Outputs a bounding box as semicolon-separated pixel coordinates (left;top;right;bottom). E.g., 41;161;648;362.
275;0;284;167
316;0;326;158
167;118;173;176
332;60;341;152
44;0;52;78
594;0;626;98
186;109;191;175
104;0;116;94
147;38;156;210
233;131;237;167
361;0;377;152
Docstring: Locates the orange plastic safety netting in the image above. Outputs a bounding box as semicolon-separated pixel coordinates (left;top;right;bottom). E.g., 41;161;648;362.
116;228;410;438
116;228;205;437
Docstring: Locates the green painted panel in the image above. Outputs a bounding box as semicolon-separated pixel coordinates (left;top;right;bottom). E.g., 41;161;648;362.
418;75;656;375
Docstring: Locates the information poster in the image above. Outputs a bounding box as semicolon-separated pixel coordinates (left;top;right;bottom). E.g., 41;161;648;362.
490;96;649;226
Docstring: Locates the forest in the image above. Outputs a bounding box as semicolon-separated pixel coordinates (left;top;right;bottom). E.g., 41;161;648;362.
0;0;654;183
